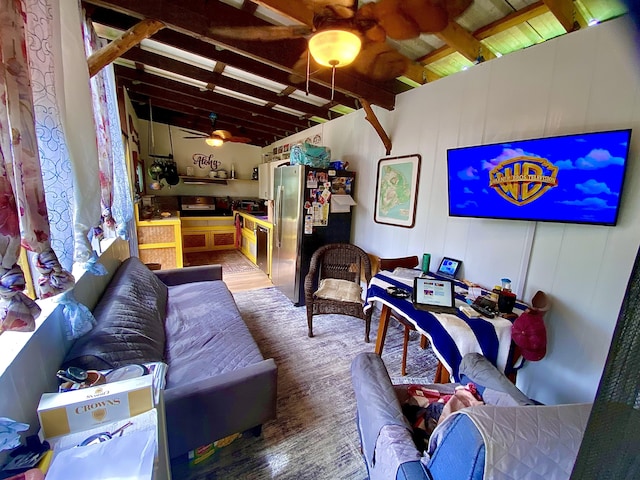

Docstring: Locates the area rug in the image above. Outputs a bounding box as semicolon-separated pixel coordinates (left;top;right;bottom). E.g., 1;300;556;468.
172;287;439;480
183;249;259;273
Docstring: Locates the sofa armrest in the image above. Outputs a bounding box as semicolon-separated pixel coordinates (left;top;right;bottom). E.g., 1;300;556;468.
459;353;534;406
163;358;277;459
351;353;419;476
154;264;223;286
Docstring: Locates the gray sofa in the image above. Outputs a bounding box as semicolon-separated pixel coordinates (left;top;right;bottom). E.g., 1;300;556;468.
62;256;278;459
352;352;591;480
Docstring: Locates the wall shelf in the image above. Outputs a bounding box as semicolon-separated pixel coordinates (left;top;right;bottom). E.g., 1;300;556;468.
179;176;227;185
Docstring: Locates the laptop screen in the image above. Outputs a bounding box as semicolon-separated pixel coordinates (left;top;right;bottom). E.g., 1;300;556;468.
413;278;455;308
437;257;462;279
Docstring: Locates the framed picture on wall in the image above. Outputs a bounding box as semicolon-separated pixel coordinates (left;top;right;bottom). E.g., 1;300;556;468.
374;154;421;228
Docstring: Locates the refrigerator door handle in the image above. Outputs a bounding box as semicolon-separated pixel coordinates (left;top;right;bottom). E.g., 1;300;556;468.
275;185;283;248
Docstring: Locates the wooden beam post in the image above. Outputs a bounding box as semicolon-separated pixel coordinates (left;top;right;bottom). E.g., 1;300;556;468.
543;0;576;33
88;18;165;78
359;98;392;156
435;21;496;63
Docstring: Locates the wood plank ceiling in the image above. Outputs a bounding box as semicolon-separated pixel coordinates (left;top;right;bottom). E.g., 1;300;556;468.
82;0;628;147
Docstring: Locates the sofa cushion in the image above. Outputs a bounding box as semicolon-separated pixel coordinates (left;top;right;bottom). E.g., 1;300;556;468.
163;280;264;389
63;257;168;370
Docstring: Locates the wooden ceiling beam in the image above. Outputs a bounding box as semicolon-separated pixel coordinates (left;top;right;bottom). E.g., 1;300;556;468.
126;91;287;139
435;21;497;63
82;0;397;110
543;0;577;33
250;0;313;25
418;2;549;65
115;65;310;131
475;1;549;40
123;86;296;136
88;5;360;109
135;105;274;146
119;47;332;120
88;18;165;77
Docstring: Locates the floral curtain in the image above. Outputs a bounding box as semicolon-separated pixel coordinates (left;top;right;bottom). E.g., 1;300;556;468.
82;19;114;234
0;0;74;334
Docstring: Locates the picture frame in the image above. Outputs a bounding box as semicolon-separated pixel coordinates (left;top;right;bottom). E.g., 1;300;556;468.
374;154;421;228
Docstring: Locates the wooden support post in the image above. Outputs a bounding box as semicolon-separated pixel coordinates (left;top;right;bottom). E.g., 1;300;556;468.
88;19;165;78
359;98;392;156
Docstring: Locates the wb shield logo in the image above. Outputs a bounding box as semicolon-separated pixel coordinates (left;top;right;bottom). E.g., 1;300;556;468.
489;156;558;206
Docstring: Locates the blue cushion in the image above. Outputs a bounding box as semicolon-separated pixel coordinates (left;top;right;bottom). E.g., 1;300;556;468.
427;415;485;480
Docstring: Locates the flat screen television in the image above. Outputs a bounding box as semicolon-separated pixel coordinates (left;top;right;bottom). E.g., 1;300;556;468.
446;129;631;226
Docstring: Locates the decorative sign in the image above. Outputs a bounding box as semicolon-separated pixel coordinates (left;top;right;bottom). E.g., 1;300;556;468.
192;153;220;170
488;156;558;206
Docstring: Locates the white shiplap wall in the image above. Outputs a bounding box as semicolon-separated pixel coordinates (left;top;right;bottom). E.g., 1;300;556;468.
292;16;640;405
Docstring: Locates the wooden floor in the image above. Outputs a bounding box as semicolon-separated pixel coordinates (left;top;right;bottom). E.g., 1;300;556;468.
184;250;274;293
224;269;274;293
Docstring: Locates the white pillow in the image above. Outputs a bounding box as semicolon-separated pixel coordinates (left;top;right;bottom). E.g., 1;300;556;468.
314;278;363;303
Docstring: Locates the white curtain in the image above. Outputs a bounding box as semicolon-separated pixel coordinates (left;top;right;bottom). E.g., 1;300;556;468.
58;0;101;266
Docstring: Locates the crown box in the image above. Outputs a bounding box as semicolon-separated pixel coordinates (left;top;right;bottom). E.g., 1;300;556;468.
37;374;154;439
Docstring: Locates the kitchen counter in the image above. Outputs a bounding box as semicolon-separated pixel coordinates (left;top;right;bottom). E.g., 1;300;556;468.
234;211;272;275
134;206;183;270
137;212;181;224
234;210;272;227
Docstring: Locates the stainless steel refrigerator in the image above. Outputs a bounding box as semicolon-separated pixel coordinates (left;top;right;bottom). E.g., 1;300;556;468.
272;165;356;305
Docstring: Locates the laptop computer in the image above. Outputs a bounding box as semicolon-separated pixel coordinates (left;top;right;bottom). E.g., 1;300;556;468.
436;257;463;280
412;277;459;314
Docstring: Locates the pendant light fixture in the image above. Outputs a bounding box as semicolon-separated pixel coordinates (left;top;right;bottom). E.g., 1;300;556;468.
307;27;361;100
308;29;361;68
205;136;224;147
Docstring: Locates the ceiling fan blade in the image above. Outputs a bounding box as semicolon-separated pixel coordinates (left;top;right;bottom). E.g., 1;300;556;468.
443;0;474;19
180;128;208;135
352;42;409;81
228;136;252;144
213;130;234;140
209;25;311;41
183;135;208;139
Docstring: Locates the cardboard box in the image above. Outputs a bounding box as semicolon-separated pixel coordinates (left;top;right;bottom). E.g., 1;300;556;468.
38;375;154;439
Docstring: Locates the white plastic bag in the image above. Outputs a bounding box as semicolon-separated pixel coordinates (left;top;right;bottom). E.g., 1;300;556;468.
45;430;156;480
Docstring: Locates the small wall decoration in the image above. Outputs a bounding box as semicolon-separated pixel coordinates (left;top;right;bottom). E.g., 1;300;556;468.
374;154;421;228
192;153;219;170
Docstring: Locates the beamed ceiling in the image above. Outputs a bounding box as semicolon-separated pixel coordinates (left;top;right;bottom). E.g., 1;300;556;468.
82;0;628;147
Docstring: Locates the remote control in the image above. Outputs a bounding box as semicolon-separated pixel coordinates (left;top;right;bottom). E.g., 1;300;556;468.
470;303;495;318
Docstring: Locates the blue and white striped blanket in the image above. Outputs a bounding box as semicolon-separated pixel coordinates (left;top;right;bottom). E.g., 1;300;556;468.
365;272;522;381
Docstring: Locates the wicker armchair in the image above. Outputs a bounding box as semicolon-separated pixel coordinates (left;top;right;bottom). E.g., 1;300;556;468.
304;243;373;342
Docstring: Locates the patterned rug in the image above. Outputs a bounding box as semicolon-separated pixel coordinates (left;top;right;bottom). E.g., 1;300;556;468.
183;249;259;273
171;287;439;480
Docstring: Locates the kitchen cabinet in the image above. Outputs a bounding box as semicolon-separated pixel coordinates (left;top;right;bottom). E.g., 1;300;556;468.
235;211;273;276
181;217;235;253
258;163;271;200
257;160;289;200
136;210;183;270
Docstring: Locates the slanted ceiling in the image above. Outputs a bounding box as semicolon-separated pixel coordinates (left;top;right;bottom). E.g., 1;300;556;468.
82;0;628;147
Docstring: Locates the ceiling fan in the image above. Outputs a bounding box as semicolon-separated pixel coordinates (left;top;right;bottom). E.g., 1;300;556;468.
210;0;474;83
182;113;251;147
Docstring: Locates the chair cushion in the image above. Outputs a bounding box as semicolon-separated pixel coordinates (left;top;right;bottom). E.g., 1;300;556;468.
314;278;362;303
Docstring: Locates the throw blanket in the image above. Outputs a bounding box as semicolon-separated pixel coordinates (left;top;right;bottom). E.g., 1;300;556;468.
365;272;515;380
427;403;592;480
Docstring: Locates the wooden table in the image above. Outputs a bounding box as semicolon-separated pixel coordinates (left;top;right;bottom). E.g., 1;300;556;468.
365;271;526;382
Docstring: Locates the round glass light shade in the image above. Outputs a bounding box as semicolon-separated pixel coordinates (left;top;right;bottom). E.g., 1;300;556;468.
206;136;224;147
308;30;361;67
